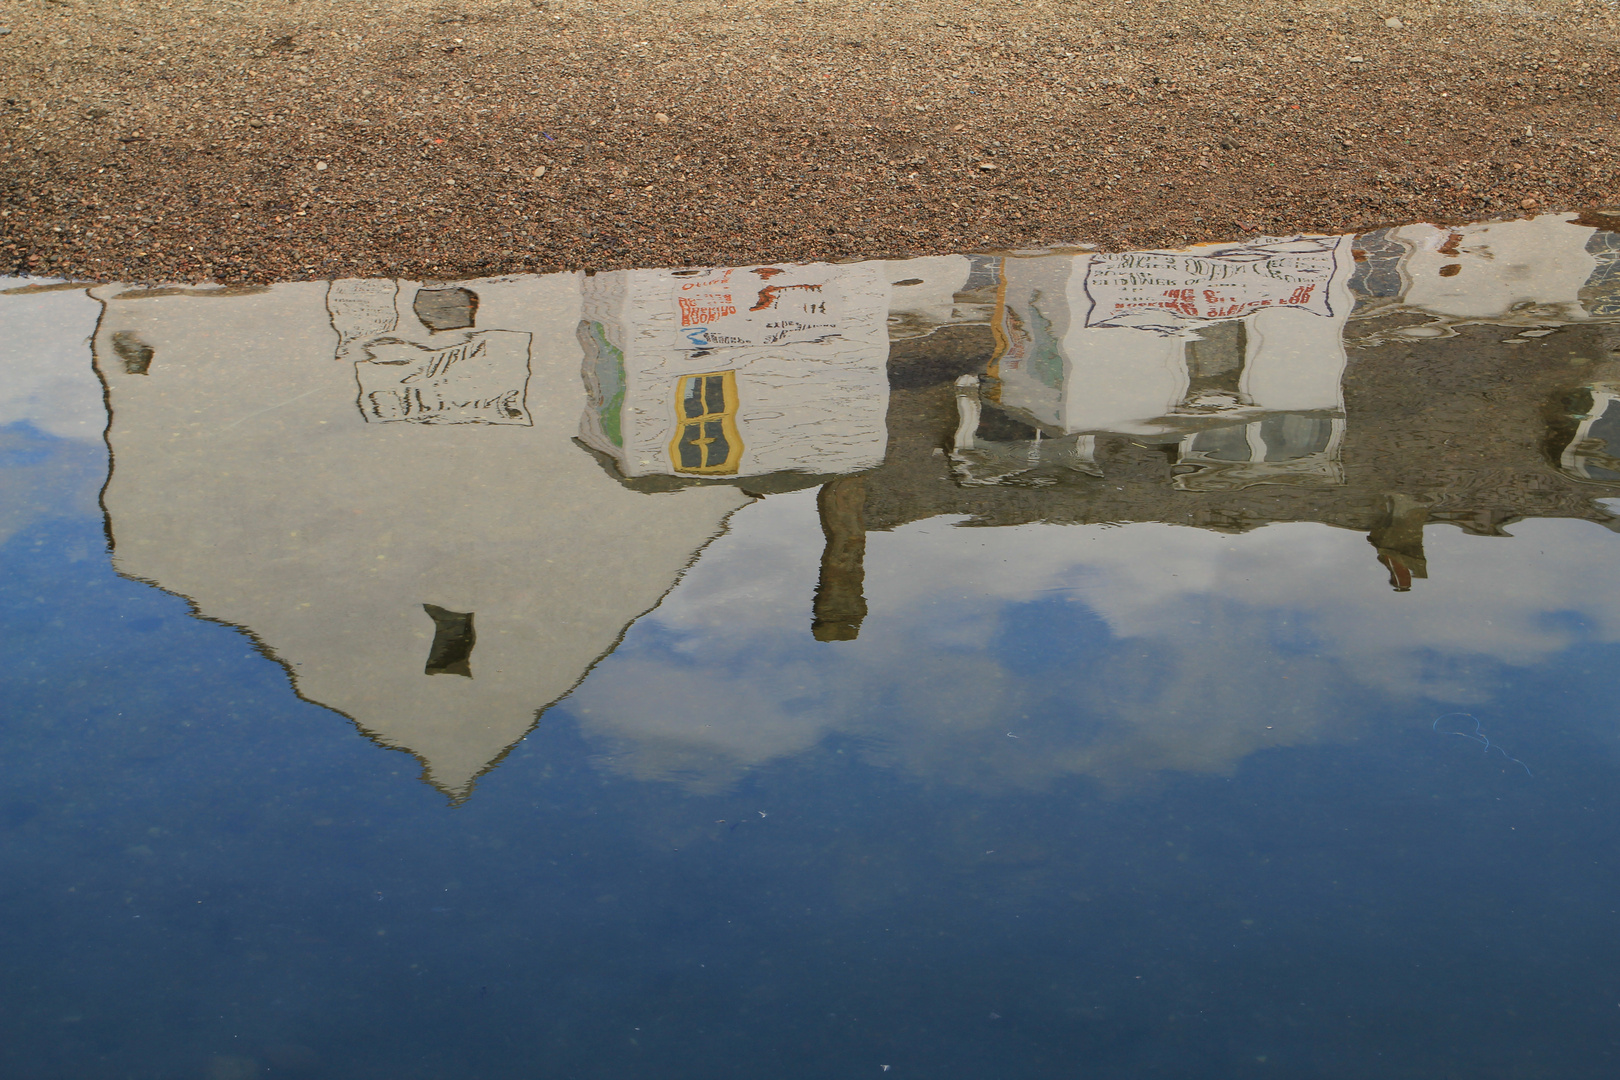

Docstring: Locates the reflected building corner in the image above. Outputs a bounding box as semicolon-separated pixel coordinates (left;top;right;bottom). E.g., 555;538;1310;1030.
572;260;890;487
1547;381;1620;486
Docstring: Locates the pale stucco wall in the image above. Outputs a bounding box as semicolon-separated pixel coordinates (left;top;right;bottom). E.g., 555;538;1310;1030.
92;274;750;799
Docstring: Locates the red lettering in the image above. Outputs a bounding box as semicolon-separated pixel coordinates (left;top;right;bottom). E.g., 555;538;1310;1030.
678;296;738;326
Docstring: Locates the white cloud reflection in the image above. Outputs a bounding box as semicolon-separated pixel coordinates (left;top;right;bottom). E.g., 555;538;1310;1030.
0;283;106;441
570;491;1620;791
0;283;106;547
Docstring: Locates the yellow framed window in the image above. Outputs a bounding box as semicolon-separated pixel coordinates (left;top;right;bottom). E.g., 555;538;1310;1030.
669;371;743;474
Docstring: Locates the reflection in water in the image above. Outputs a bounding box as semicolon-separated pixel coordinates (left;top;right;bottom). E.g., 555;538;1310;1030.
88;275;752;800
11;220;1620;1080
1555;385;1620;483
811;475;869;642
574;507;1620;792
574;260;894;484
34;214;1613;798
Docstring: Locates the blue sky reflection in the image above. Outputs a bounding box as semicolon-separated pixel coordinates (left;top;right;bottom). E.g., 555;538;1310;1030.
572;491;1620;791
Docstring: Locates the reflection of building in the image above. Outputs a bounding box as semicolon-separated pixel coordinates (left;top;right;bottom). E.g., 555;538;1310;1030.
1348;214;1620;329
71;219;1620;800
1551;385;1620;484
548;223;1620;795
884;255;975;340
992;237;1352;428
91;276;751;800
1395;217;1602;323
957;236;1356;490
575;261;892;483
87;255;959;794
572;257;968;642
871;219;1620;597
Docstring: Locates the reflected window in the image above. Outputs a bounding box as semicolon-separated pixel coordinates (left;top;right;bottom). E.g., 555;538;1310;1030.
1349;227;1410;310
1177;416;1345;491
111;331;154;376
412;287;479;332
1186;424;1254;463
1257;415;1335;462
1186;417;1337;465
669;371;742;474
1182;321;1248;409
1581;230;1620;320
423;604;476;678
961;254;1003;297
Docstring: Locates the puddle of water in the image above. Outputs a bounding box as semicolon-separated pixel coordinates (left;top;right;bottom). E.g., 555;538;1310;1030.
3;214;1620;1079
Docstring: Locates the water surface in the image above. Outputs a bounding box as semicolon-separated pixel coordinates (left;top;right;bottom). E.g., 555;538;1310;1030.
4;215;1620;1079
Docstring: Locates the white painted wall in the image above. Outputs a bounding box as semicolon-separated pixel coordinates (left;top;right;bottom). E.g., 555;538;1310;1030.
577;260;891;479
1397;215;1598;321
92;275;749;799
991;236;1355;436
883;254;973;331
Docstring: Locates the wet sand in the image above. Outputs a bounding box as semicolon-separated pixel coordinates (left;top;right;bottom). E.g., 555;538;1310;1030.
2;0;1617;283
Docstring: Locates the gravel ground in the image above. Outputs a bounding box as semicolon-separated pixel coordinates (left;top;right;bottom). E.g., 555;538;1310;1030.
2;0;1617;284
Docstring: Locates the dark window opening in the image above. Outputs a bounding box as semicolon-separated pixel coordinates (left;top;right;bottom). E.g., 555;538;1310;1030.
111;331;154;375
1183;320;1248;407
423;604;476;677
1257;414;1335;461
413;287;479;332
1186;423;1253;463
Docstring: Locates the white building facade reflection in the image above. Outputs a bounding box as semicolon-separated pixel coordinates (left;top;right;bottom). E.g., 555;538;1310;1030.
63;214;1620;798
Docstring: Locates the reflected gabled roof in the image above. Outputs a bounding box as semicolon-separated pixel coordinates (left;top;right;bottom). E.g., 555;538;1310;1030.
87;275;752;801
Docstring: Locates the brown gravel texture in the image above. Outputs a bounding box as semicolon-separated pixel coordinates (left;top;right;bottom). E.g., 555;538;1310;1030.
2;0;1618;284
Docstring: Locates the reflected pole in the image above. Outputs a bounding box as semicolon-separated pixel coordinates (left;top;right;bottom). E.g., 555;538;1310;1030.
1368;493;1430;592
812;475;869;641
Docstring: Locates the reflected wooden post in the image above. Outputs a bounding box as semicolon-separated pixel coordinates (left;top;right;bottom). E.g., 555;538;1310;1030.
812;475;869;642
